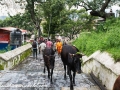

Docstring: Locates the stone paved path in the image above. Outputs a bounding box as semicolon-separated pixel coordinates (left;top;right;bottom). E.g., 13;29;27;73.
0;53;101;90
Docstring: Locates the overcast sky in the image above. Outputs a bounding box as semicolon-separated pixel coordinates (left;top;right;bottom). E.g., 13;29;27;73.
0;0;25;16
0;1;120;17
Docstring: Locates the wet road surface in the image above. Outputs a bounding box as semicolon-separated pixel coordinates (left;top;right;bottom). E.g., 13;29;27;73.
0;53;101;90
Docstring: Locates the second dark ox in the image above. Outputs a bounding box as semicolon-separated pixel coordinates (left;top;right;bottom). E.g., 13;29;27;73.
43;47;55;84
61;45;83;90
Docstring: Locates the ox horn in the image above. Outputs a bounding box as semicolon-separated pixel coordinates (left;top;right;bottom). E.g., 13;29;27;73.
50;55;55;57
69;53;74;57
76;52;85;56
44;55;49;58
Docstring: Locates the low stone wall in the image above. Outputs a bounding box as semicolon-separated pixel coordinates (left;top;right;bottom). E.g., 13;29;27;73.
0;43;32;70
82;50;120;90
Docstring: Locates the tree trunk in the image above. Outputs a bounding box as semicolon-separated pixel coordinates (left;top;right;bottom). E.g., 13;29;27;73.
37;25;42;37
90;11;106;20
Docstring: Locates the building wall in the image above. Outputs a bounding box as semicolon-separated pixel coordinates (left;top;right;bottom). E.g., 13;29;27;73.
0;30;10;49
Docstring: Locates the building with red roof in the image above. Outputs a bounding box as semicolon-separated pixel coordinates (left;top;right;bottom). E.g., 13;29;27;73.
0;27;27;50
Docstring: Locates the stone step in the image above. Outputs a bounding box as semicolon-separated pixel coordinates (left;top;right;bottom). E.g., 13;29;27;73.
61;86;100;90
0;53;103;90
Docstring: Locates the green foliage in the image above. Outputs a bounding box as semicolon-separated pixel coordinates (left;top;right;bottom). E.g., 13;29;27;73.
60;8;91;39
0;12;35;32
40;0;92;39
72;18;120;62
0;65;4;70
107;47;120;62
42;33;48;37
68;0;120;19
41;0;66;37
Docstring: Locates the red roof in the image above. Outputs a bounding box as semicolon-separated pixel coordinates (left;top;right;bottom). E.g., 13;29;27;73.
0;27;27;34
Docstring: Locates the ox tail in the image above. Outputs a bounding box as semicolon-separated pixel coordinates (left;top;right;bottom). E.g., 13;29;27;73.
45;60;50;68
44;55;50;68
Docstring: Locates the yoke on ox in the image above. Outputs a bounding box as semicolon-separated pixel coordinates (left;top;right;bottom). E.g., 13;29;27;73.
61;45;83;90
43;47;55;84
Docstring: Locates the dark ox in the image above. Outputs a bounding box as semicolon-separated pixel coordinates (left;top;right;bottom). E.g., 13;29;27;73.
113;75;120;90
43;47;55;84
61;45;83;90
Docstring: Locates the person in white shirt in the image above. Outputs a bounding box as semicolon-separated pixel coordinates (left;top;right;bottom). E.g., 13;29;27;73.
39;40;46;60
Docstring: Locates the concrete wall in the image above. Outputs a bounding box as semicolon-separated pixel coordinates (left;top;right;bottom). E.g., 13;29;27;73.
82;50;120;90
0;43;32;70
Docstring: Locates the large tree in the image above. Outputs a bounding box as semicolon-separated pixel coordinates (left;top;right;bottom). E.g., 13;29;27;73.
25;0;45;37
39;0;66;38
59;8;92;40
0;12;34;32
39;0;92;39
69;0;120;19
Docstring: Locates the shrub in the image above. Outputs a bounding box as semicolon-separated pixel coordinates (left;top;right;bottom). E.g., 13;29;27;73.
72;18;120;62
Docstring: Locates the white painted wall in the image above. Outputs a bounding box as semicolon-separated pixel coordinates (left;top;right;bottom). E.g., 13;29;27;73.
0;43;32;70
82;50;120;90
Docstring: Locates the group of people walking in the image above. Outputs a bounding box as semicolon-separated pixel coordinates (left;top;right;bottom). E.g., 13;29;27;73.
32;37;65;59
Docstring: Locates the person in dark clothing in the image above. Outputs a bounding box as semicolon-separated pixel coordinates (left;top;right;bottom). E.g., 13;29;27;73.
32;38;38;59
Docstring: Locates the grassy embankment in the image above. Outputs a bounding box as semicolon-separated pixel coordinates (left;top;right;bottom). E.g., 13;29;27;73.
72;18;120;62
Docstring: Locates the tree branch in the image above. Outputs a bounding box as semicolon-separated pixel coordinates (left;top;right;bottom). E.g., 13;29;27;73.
100;0;111;12
78;4;91;11
77;1;94;11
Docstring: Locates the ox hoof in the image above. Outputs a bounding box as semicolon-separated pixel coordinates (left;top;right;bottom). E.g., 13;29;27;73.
50;82;53;84
67;71;69;75
48;75;50;79
64;75;67;80
64;76;67;80
73;83;76;86
70;86;74;90
64;78;67;80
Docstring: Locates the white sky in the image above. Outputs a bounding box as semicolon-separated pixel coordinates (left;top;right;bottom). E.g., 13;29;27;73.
0;1;120;17
106;5;120;17
0;0;25;16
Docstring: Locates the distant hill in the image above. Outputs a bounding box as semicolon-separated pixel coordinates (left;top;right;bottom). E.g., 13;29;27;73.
0;16;7;20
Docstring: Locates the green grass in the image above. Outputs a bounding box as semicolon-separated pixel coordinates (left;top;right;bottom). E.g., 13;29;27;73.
72;18;120;62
